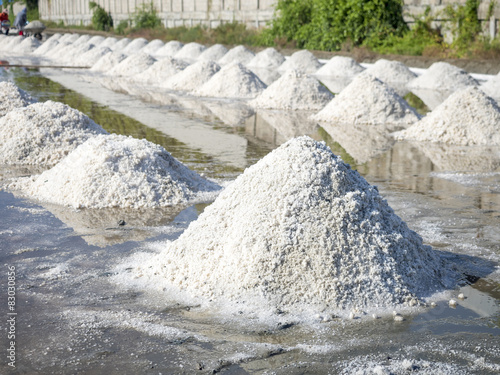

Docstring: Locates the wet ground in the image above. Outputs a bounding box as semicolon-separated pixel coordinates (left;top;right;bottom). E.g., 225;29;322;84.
0;64;499;374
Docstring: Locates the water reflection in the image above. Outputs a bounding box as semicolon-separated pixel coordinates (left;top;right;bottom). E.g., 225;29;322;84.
409;88;454;110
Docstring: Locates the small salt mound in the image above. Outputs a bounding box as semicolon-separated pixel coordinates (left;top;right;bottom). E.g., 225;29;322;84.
163;60;220;91
480;73;500;99
394;87;500;146
111;37;131;52
250;69;333;111
217;45;255;66
246;47;285;70
155;40;184;57
72;34;92;46
91;51;128;73
121;38;148;55
193;62;266;99
46;33;62;42
278;50;323;74
197;44;228;61
314;56;365;77
363;59;416;84
134;56;189;84
108;53;157;77
174;42;206;62
42;41;72;59
12;36;41;53
15;134;221;208
3;35;24;50
33;38;59;56
58;33;80;43
0;81;36;117
87;35;105;46
74;46;112;67
141;39;165;55
136;136;447;314
0;101;107;166
59;43;95;66
312;73;421;126
99;37;118;49
407;62;478;91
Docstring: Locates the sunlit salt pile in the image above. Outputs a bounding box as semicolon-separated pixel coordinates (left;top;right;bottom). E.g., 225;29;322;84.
134;56;189;84
246;47;285;70
314;56;365;77
33;37;60;56
197;44;228;61
91;51;128;73
141;39;165;55
121;37;149;55
13;134;221;208
75;46;112;67
250;69;333;111
46;33;62;42
58;33;80;43
155;40;184;57
131;136;448;316
312;73;421;126
0;100;107;166
87;35;105;46
99;36;118;49
2;35;24;51
174;42;206;62
480;72;500;99
42;41;72;59
0;81;36;117
55;43;95;66
278;50;323;74
363;59;416;84
394;87;500;146
193;62;267;99
111;37;131;52
108;53;157;77
72;34;91;46
162;60;220;91
13;36;41;53
217;45;255;66
407;62;478;91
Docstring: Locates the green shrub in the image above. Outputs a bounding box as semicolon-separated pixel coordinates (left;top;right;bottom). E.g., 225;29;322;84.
133;1;161;29
89;1;113;31
115;20;129;35
444;0;482;56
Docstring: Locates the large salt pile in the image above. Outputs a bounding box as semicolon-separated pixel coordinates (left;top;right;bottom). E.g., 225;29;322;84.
33;38;60;56
155;40;184;57
217;45;255;66
87;35;105;46
0;101;107;166
480;72;500;99
58;33;80;43
141;39;165;55
174;42;206;62
121;38;148;55
111;37;131;52
0;82;36;117
46;33;62;42
2;35;24;51
197;44;228;61
99;36;118;49
193;62;267;99
54;43;95;65
132;136;448;316
75;46;112;67
43;41;72;59
72;34;91;46
108;53;157;77
162;60;220;91
250;69;333;111
13;36;41;53
91;51;128;73
134;56;189;84
246;47;285;70
394;87;500;146
312;73;421;126
407;62;478;91
13;134;221;208
278;50;323;74
363;59;416;84
314;56;365;77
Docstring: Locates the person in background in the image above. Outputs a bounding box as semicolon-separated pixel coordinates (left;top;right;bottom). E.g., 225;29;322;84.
0;9;9;35
13;7;26;33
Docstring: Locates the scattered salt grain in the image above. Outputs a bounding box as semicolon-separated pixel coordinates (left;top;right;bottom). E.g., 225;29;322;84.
407;62;478;91
134;56;189;84
246;47;285;70
449;299;457;307
174;42;206;62
458;293;465;299
155;40;184;57
278;50;323;74
217;45;255;66
121;38;148;55
91;51;128;73
0;81;36;117
108;53;157;77
314;56;365;77
197;44;228;61
141;39;165;55
162;60;220;91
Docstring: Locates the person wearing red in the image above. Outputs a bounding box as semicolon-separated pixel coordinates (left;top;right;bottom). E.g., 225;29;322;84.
0;9;9;35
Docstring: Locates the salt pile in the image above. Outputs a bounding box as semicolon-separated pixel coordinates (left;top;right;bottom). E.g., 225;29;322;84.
14;134;221;208
197;44;228;61
217;45;255;66
108;53;157;77
394;87;500;146
193;62;267;99
99;36;118;49
480;72;500;99
13;36;41;53
33;38;60;56
247;48;285;70
174;42;206;62
363;59;416;84
134;56;189;84
3;35;24;50
54;43;95;65
407;62;478;91
58;33;80;43
43;41;72;59
0;101;107;166
46;33;62;42
111;37;131;52
250;69;333;111
278;50;323;74
163;60;220;91
0;82;36;117
133;136;448;315
121;38;148;55
155;40;184;57
87;35;105;46
312;73;421;126
141;39;165;55
91;51;128;73
75;46;112;67
314;56;365;77
72;34;91;46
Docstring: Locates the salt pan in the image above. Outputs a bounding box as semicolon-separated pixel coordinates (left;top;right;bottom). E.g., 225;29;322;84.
278;50;323;74
0;81;36;117
197;44;228;61
108;53;157;77
246;48;285;70
407;62;478;91
162;60;220;91
314;56;365;77
217;45;255;66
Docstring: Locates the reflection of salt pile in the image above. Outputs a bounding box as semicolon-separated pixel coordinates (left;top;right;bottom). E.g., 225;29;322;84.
203;100;254;127
75;46;112;67
407;62;478;91
197;44;228;61
134;56;189;84
256;110;318;142
121;38;148;55
174;42;206;61
247;47;285;70
363;59;416;85
218;45;255;66
250;69;333;110
108;53;157;77
193;62;266;99
141;39;165;55
278;50;322;74
395;87;500;146
315;56;365;77
13;36;41;53
91;51;127;73
312;73;421;126
155;40;184;57
137;136;447;314
0;81;36;117
16;134;220;208
163;60;220;91
0;101;107;166
480;72;500;99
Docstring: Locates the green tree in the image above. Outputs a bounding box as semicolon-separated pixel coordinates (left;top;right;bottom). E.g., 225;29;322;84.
89;1;113;31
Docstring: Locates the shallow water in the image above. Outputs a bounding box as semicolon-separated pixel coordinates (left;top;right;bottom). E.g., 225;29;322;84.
0;66;499;374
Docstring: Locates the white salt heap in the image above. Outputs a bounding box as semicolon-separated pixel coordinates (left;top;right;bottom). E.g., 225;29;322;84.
72;34;91;46
407;62;478;91
87;35;105;46
121;38;149;55
134;56;189;84
155;40;184;57
91;51;128;73
247;47;285;70
75;46;112;67
197;44;228;61
111;37;131;52
108;53;157;77
363;59;416;84
314;56;365;77
99;36;118;49
13;36;41;53
55;43;95;65
0;100;107;166
2;35;24;50
33;38;59;56
394;86;500;146
162;60;220;91
14;134;221;208
217;45;255;66
278;50;323;74
312;73;421;126
480;72;500;99
133;136;448;316
193;62;267;99
43;41;72;59
250;69;333;111
0;81;36;117
47;33;62;42
141;39;165;55
174;42;206;62
58;33;80;43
